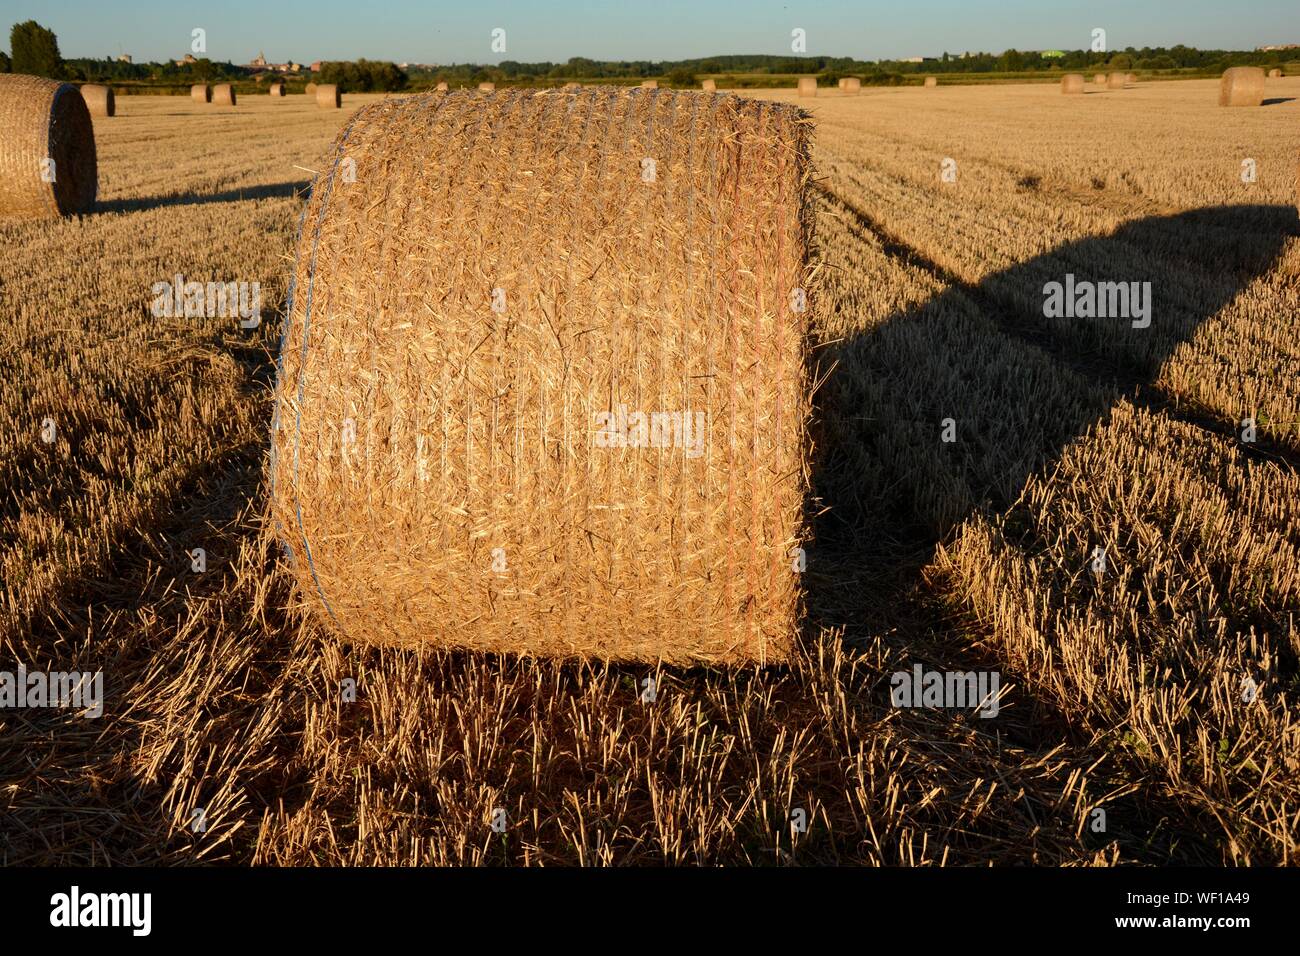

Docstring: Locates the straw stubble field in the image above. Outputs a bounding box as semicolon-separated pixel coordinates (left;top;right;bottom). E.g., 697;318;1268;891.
1;79;1297;864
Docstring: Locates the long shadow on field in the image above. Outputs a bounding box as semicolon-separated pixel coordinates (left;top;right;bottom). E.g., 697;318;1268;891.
96;179;309;214
807;202;1297;860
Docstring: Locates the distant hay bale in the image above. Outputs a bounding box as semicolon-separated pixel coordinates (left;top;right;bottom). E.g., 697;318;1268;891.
191;83;210;103
80;84;115;117
316;84;341;108
478;82;495;92
842;77;861;94
563;82;581;90
924;76;937;88
212;83;236;106
641;79;658;89
1094;73;1106;85
269;82;285;97
1061;74;1085;94
305;82;318;96
436;81;449;92
1126;73;1137;84
0;74;97;220
1107;72;1126;90
701;79;716;91
1268;68;1282;79
797;76;817;97
270;88;814;663
837;78;848;90
1219;67;1266;107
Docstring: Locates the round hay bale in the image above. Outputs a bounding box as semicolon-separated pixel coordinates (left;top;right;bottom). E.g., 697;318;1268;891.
80;83;115;117
269;88;814;663
1107;72;1127;90
305;82;318;96
269;82;285;97
436;81;449;92
0;74;97;220
478;81;495;92
797;76;817;97
1094;73;1107;86
316;83;341;108
1061;74;1085;94
842;76;861;94
924;76;937;88
701;79;716;92
1219;67;1266;107
837;77;848;90
191;83;210;103
212;83;236;106
1126;72;1137;84
563;82;581;90
641;79;658;89
1268;68;1282;79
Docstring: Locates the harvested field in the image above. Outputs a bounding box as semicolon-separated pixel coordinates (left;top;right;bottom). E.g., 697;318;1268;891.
1;80;1298;865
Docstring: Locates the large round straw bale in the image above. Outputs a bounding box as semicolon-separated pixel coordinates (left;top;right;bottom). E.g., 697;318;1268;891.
1126;72;1137;84
1094;73;1106;85
478;81;495;92
269;82;285;97
436;81;449;91
270;88;814;663
837;77;848;90
641;79;658;89
1268;68;1282;79
305;82;318;96
1219;67;1266;107
80;84;115;117
0;74;97;220
924;76;937;88
212;83;236;106
842;76;861;94
797;76;817;97
316;83;341;108
701;79;716;92
1061;74;1085;94
191;83;210;103
1107;72;1126;90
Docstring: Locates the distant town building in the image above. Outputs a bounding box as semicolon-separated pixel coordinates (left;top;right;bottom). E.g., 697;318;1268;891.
173;53;198;66
1258;44;1299;51
310;61;321;72
901;56;925;63
117;53;132;63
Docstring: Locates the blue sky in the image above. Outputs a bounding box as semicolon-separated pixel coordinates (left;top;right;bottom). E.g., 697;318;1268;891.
1;0;1295;63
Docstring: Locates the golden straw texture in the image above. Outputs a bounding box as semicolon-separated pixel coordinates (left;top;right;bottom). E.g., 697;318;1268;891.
190;83;210;103
700;79;716;92
270;88;815;663
212;83;236;106
0;74;97;220
1061;74;1085;94
1107;72;1127;90
1219;67;1266;107
478;82;495;92
797;76;817;97
80;84;114;117
315;84;341;108
841;77;861;94
269;82;285;97
924;76;937;88
436;81;449;92
1094;73;1106;85
305;82;318;96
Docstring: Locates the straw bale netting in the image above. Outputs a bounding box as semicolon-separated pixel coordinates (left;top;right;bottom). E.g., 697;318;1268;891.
841;77;861;94
1094;73;1106;85
1107;72;1126;90
701;79;716;91
305;82;318;96
270;88;815;663
478;81;495;92
1061;74;1085;94
269;82;285;97
0;74;97;220
436;81;449;92
797;76;817;97
81;84;115;116
641;79;658;89
924;76;937;88
316;84;341;108
1219;67;1265;107
191;83;210;103
212;83;236;106
1268;68;1282;79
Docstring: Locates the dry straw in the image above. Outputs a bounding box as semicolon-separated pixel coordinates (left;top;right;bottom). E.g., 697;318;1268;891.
1094;73;1106;85
837;77;848;90
80;83;114;117
641;79;658;89
316;83;341;108
478;81;495;92
924;76;937;88
212;83;236;106
191;83;210;103
305;82;318;96
0;74;97;220
1219;67;1265;107
841;77;861;94
269;82;285;97
270;87;815;663
563;82;581;90
1107;72;1127;90
1268;68;1282;79
1061;74;1085;94
797;76;817;97
701;79;716;91
436;81;449;92
1126;72;1137;84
